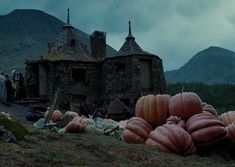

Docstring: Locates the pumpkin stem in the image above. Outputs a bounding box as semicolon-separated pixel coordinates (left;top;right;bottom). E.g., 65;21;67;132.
181;86;185;93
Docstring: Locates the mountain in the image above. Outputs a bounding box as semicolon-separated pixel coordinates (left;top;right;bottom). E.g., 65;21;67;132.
165;46;235;84
0;9;117;73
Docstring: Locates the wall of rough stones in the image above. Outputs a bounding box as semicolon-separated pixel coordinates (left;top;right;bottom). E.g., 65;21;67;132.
100;54;167;111
46;60;100;105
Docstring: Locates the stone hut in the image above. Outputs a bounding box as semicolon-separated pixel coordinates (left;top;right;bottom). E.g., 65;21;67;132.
25;9;166;112
100;21;166;109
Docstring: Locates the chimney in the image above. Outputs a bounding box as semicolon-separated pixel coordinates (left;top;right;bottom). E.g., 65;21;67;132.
90;31;106;60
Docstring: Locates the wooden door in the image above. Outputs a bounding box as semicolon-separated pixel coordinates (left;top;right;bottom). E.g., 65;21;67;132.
39;64;48;96
140;60;151;89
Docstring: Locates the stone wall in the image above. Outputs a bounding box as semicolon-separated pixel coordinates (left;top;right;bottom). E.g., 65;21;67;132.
46;60;100;106
26;54;166;112
100;54;167;111
151;56;167;94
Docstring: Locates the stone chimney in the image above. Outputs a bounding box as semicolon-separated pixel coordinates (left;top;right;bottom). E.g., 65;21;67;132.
90;31;106;60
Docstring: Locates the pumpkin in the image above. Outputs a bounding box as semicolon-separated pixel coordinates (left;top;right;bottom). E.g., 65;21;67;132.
169;92;203;120
72;116;82;123
65;121;82;133
135;94;171;127
202;103;218;116
122;117;153;144
186;113;227;145
80;118;95;126
44;110;63;122
202;102;207;107
64;111;79;118
166;116;185;129
145;124;196;155
72;116;95;126
226;123;235;143
219;111;235;126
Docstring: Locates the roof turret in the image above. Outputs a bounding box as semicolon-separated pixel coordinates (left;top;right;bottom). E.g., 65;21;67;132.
117;21;143;55
63;8;73;29
126;20;134;39
43;9;95;62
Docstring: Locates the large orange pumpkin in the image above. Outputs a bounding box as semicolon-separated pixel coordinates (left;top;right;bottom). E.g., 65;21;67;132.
219;111;235;126
44;110;63;122
122;117;153;144
145;124;196;155
202;103;218;116
226;123;235;143
169;92;203;120
135;94;171;127
186;113;227;145
166;116;185;129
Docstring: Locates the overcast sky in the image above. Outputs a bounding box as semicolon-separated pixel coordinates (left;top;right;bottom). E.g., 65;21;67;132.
1;0;235;71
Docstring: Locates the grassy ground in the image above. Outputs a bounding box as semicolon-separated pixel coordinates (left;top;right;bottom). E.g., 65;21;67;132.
0;129;235;167
1;103;235;167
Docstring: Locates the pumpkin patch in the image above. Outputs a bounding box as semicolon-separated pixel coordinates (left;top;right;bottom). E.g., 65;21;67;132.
34;91;235;156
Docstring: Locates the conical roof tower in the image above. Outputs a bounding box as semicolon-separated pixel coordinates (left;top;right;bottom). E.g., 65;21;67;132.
117;21;146;56
43;9;95;61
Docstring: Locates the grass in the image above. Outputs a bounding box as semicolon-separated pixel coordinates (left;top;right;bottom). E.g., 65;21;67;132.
0;129;235;167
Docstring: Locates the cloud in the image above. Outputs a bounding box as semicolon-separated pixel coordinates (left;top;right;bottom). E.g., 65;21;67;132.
1;0;235;71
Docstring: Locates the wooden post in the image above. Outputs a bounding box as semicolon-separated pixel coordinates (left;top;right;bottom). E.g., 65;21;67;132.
44;86;60;127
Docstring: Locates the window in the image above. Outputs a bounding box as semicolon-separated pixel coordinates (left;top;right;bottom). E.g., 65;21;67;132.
72;68;86;82
70;39;76;47
140;59;152;90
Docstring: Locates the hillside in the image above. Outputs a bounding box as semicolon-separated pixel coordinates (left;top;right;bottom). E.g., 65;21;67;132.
165;46;235;84
0;9;117;73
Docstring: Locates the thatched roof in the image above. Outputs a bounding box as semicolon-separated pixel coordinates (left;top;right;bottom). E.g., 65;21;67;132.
42;16;96;62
